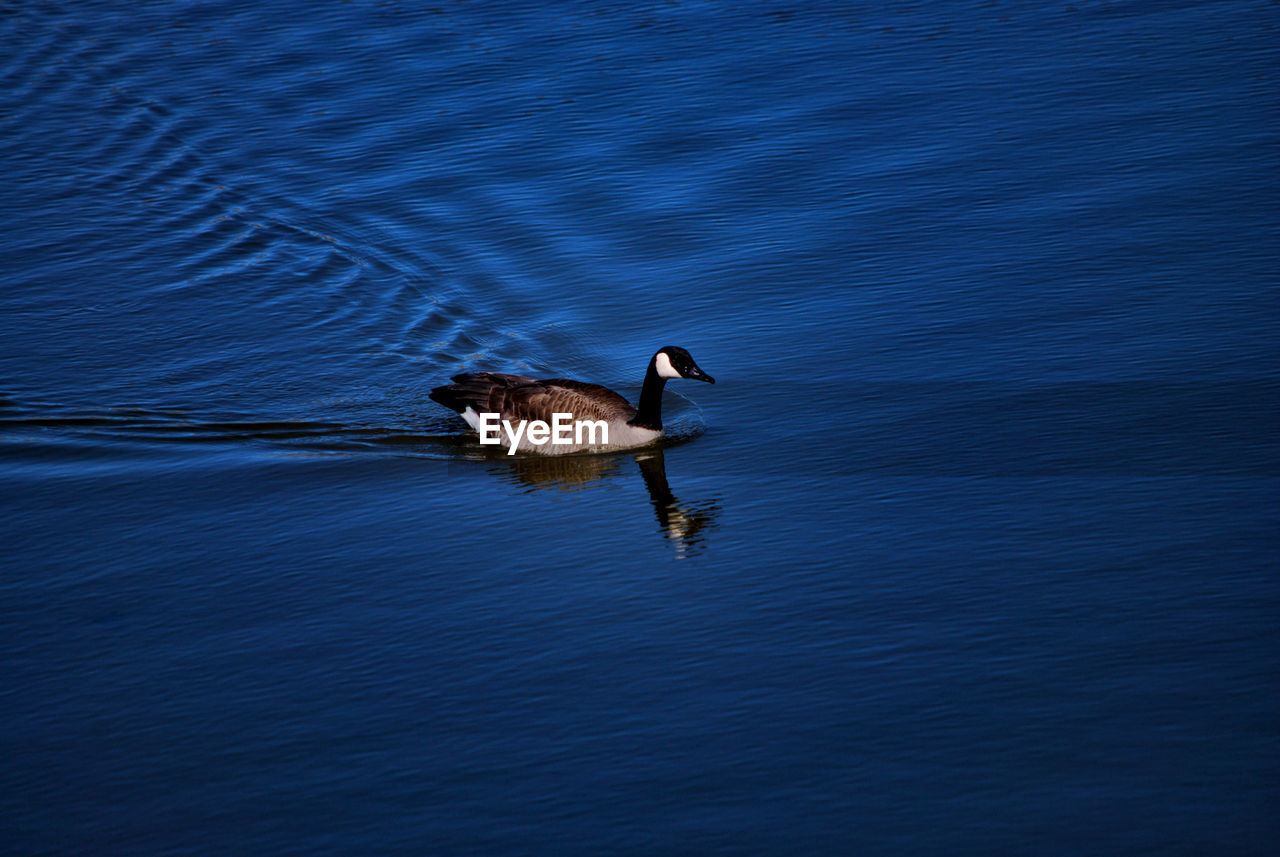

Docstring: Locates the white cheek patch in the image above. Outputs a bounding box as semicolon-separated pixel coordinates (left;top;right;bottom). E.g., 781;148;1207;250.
654;351;680;379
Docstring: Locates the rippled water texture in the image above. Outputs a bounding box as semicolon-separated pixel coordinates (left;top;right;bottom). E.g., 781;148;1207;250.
2;2;1277;854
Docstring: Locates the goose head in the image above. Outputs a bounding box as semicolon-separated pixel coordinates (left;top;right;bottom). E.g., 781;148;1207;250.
653;346;715;384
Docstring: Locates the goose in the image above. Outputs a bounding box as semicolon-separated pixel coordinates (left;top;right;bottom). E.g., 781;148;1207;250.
429;346;714;455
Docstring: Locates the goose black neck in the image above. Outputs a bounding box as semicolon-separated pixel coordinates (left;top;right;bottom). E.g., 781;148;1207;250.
629;362;667;430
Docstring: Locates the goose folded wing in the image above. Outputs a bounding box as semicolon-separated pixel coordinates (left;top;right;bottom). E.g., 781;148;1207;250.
507;379;636;424
430;372;534;414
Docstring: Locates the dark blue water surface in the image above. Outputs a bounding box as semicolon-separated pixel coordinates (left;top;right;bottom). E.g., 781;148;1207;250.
2;1;1277;854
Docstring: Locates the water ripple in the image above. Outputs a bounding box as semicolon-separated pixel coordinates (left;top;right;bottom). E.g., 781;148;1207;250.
0;7;528;442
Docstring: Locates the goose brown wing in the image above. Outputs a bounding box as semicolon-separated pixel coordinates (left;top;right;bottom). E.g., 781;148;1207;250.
429;372;536;415
528;378;637;423
430;374;636;423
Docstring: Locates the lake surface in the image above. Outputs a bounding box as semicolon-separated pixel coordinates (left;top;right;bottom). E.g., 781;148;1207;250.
2;1;1276;854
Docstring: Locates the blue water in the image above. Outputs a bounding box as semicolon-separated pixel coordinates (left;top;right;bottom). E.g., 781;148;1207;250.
2;1;1277;854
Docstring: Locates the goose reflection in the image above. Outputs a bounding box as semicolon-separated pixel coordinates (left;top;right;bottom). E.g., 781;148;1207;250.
487;445;719;556
633;448;719;556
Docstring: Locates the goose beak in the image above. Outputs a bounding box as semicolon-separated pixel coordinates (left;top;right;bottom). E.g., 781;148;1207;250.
684;364;715;384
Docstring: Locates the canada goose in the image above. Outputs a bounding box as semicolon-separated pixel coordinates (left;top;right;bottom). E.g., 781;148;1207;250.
429;346;715;455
